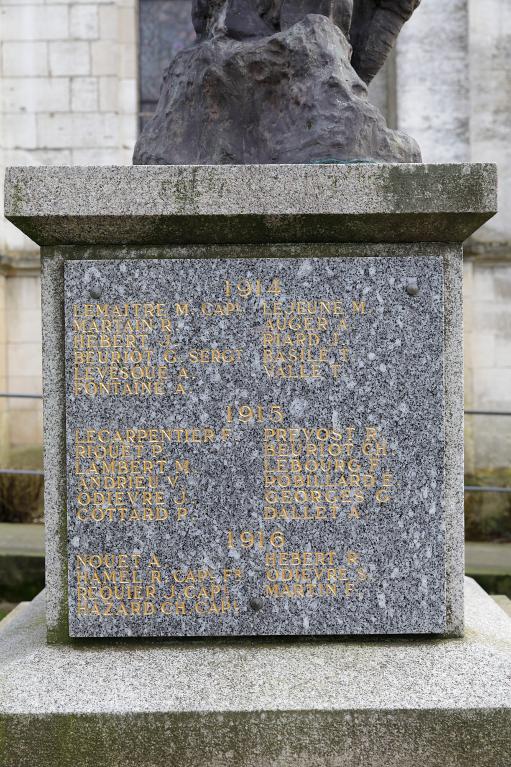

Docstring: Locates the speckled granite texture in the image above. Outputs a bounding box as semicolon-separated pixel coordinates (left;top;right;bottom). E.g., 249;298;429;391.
3;165;496;642
38;240;466;643
1;579;510;767
4;163;497;245
64;255;446;638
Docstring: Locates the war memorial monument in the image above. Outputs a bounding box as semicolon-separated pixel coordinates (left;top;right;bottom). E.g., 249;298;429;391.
1;1;510;765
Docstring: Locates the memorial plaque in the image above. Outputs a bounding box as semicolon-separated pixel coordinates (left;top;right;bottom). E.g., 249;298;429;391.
65;255;446;637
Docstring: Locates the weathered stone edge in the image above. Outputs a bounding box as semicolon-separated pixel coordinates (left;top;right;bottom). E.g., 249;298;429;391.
3;212;495;247
4;164;497;246
443;247;465;635
4;164;497;216
41;252;69;643
1;708;510;767
2;580;511;764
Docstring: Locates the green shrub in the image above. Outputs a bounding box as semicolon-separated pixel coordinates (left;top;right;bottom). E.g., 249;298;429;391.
465;467;511;542
0;446;44;523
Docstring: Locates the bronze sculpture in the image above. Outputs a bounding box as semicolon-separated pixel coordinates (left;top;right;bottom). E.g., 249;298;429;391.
134;0;422;165
191;0;420;84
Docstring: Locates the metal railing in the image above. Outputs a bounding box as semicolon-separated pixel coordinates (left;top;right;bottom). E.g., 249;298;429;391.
0;393;42;400
0;393;509;493
0;468;44;477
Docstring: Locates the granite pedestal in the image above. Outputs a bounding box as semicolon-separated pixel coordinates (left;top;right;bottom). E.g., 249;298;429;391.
1;579;510;767
4;163;497;644
2;162;508;765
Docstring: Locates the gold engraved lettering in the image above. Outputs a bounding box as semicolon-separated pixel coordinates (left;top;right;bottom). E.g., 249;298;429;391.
201;301;241;317
74;552;243;618
70;274;385;622
261;426;394;521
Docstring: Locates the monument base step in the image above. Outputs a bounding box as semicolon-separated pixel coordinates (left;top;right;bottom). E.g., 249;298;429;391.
1;578;510;767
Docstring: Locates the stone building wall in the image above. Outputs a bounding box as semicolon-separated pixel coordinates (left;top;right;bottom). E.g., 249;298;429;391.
395;0;511;472
464;0;511;472
0;0;138;452
0;0;510;471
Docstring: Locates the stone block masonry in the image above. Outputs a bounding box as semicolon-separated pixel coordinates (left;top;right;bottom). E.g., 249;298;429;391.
2;160;506;767
0;0;138;260
0;579;510;766
0;0;138;452
1;0;511;471
4;163;497;643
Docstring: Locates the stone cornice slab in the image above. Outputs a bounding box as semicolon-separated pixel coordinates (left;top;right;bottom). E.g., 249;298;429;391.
4;163;497;246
